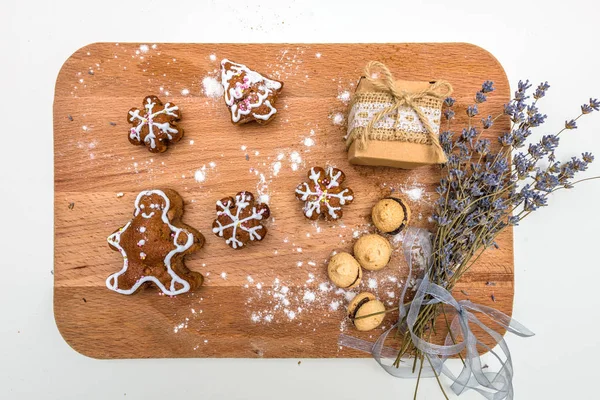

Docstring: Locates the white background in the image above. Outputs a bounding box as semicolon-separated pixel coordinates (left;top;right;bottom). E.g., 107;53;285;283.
1;0;599;398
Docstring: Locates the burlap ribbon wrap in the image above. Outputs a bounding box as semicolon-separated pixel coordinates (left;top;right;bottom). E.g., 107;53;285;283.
346;61;453;158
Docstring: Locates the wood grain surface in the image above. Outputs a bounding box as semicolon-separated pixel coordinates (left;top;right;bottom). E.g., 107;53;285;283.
53;43;513;359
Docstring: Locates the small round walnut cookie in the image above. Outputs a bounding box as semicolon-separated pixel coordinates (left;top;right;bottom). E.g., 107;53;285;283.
348;292;386;331
371;197;411;234
353;234;392;271
212;191;271;249
327;252;362;288
127;95;183;153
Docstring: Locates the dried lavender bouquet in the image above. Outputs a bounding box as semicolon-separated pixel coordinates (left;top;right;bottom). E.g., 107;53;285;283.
394;80;599;385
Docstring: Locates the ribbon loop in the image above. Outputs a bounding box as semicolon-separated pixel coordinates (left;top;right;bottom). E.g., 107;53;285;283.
338;227;534;400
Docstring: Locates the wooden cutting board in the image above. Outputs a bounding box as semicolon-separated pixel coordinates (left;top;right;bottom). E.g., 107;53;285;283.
54;43;513;359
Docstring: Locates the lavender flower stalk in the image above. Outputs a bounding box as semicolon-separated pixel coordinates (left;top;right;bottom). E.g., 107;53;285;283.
395;80;598;371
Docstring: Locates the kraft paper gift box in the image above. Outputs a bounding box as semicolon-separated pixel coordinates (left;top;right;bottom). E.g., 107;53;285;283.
346;62;453;169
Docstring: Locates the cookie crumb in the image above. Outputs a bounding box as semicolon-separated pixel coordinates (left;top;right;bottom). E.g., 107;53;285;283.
297;360;302;365
82;298;87;303
68;202;75;210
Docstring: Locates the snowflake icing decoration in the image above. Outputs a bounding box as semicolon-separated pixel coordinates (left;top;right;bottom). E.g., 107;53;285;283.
212;191;271;249
128;95;183;153
295;167;354;220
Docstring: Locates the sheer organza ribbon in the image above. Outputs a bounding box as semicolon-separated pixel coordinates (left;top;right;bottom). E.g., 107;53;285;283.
339;227;534;400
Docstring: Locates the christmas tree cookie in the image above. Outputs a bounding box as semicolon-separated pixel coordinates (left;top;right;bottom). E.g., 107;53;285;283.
220;59;283;125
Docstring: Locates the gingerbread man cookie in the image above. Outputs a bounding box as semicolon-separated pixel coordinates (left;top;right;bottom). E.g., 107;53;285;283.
221;59;283;125
212;191;270;249
295;166;354;220
128;95;183;153
106;189;204;296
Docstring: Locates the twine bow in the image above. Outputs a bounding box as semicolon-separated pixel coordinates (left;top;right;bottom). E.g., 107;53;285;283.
339;227;534;400
346;61;453;151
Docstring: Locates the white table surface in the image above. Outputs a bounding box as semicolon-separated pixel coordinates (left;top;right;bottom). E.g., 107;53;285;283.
2;0;599;398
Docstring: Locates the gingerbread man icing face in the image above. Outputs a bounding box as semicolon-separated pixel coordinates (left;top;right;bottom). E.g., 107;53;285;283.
136;192;168;220
106;189;204;296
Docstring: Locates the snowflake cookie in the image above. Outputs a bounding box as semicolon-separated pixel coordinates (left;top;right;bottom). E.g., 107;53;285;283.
221;59;283;125
106;189;204;296
127;95;183;153
212;191;271;249
295;167;354;220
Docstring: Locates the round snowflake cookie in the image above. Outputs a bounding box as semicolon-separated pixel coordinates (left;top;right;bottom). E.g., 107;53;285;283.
212;191;271;249
127;95;183;153
295;166;354;220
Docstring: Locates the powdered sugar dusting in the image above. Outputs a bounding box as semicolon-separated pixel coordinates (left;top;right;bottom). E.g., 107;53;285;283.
368;278;378;289
331;112;345;126
402;187;424;202
303;291;316;303
202;76;224;99
194;163;217;183
337;90;351;104
303;137;315;147
329;300;340;311
194;169;206;182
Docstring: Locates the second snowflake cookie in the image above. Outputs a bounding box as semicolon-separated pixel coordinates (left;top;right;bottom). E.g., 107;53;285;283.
295;166;354;220
212;191;271;249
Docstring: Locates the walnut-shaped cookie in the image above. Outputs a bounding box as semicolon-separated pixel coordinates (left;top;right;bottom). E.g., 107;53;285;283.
295;166;354;220
106;189;204;296
328;252;362;289
212;191;271;249
348;292;386;331
372;197;411;234
127;95;183;153
220;59;283;125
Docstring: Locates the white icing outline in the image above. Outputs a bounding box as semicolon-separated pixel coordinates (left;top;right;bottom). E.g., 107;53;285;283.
129;97;180;150
212;192;268;249
220;59;282;123
106;190;195;296
295;167;354;219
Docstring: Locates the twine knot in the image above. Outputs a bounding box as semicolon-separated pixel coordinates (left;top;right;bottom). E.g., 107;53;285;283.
346;61;453;151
